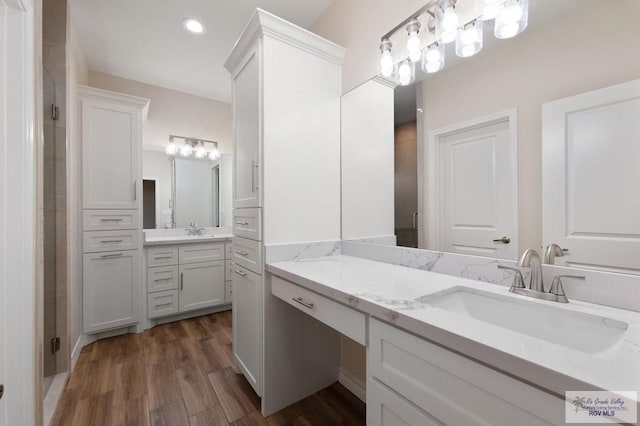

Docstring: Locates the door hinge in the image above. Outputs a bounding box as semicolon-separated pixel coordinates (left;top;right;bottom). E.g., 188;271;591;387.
51;337;61;354
51;104;59;121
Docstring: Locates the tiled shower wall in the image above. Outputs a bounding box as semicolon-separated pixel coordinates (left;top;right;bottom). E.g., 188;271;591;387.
43;0;68;376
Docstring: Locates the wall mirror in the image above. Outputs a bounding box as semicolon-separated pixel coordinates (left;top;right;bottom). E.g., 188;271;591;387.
142;147;232;229
341;0;640;275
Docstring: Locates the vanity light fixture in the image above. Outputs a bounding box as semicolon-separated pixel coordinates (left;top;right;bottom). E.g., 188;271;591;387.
167;134;220;161
456;20;483;58
406;19;422;62
183;18;206;34
377;0;528;80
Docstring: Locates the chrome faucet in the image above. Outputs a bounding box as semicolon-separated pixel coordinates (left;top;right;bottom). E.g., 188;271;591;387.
517;248;544;292
187;222;205;236
543;243;565;265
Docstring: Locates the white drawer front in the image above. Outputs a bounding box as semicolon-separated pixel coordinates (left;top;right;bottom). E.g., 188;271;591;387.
369;319;564;425
271;275;366;345
83;230;139;253
225;260;233;282
179;243;225;264
147;290;179;319
147;265;179;293
368;379;443;426
225;281;233;304
232;208;262;241
146;246;179;267
83;209;139;231
225;243;234;260
231;237;262;274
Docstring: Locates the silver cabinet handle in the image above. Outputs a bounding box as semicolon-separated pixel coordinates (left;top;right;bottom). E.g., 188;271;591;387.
100;218;123;222
412;212;418;230
133;181;137;201
234;269;247;277
251;160;259;193
154;302;173;308
180;272;184;291
493;236;511;244
100;253;123;258
235;250;248;257
292;297;314;309
153;277;172;282
235;221;249;225
154;256;172;260
100;239;123;244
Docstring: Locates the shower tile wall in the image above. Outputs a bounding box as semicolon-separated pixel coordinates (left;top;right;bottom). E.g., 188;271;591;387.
43;0;68;377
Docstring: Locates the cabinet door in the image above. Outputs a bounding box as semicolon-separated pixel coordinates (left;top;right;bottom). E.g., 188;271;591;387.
368;379;443;426
232;264;262;396
179;260;225;312
82;98;140;209
232;46;261;208
83;250;139;333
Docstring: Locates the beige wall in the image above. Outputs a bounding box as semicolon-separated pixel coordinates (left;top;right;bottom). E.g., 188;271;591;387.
421;0;640;254
312;0;426;93
68;18;89;364
88;71;232;155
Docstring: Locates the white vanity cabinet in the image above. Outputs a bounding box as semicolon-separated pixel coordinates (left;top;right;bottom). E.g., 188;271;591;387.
146;241;231;319
79;86;149;334
368;318;564;426
224;9;344;405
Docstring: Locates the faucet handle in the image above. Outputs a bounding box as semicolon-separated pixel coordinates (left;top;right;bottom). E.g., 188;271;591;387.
497;265;526;289
549;275;585;303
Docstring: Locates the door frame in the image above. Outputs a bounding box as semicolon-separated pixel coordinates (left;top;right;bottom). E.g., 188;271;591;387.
427;108;519;256
1;0;40;425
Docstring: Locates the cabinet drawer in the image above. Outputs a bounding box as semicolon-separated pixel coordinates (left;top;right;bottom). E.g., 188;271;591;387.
147;265;179;293
147;290;179;319
146;246;179;267
368;379;443;426
226;281;233;304
232;208;262;241
271;275;366;345
368;319;564;425
179;243;225;264
83;209;139;231
83;230;139;253
225;260;233;282
231;237;262;274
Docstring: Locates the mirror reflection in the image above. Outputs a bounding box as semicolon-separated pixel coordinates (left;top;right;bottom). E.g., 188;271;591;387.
344;0;640;275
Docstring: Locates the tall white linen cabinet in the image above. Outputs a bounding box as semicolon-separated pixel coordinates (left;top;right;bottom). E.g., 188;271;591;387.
224;9;345;416
79;86;149;334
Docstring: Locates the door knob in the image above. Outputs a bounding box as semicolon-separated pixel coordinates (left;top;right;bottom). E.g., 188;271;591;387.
493;236;511;244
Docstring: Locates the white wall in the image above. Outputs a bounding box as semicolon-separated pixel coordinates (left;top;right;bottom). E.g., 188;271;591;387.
311;0;426;93
88;71;232;155
420;0;640;254
341;78;395;240
67;18;89;368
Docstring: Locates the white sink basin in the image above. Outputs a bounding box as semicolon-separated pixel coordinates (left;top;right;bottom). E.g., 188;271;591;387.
417;287;628;358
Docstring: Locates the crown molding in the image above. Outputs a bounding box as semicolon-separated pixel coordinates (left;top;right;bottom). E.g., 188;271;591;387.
224;8;345;74
372;75;398;89
78;85;151;120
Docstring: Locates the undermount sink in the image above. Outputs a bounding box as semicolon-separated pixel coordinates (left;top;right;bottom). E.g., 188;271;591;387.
417;287;629;358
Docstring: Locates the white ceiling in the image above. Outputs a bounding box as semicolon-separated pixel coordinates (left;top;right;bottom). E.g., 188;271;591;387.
71;0;336;103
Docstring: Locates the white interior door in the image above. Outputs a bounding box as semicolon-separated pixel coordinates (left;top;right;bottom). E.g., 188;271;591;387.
543;79;640;273
429;113;518;259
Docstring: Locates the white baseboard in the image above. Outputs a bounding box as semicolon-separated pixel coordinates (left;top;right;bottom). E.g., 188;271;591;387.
338;367;366;402
70;333;95;372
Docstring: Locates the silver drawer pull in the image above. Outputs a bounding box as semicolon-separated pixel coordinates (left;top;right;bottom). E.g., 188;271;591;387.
292;297;314;309
101;239;123;244
155;302;173;308
236;250;249;257
100;253;123;259
234;269;247;277
235;221;249;225
100;218;123;222
154;277;172;282
154;256;172;260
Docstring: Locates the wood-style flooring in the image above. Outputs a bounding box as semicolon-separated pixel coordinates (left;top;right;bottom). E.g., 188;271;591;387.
52;311;365;425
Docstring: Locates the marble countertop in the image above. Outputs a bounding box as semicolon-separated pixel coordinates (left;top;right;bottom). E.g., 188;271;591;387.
144;233;233;246
266;255;640;396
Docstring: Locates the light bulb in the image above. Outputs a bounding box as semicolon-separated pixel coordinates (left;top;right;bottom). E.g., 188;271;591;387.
456;21;483;58
439;5;459;44
180;145;192;157
380;50;393;77
479;0;505;21
421;43;445;74
195;145;206;159
494;0;528;39
165;142;177;155
397;61;414;86
407;30;422;62
208;148;220;160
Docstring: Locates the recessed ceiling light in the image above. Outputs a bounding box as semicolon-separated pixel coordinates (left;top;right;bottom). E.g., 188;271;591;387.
183;18;205;34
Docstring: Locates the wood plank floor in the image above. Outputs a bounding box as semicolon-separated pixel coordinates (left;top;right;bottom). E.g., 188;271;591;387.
52;311;365;425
